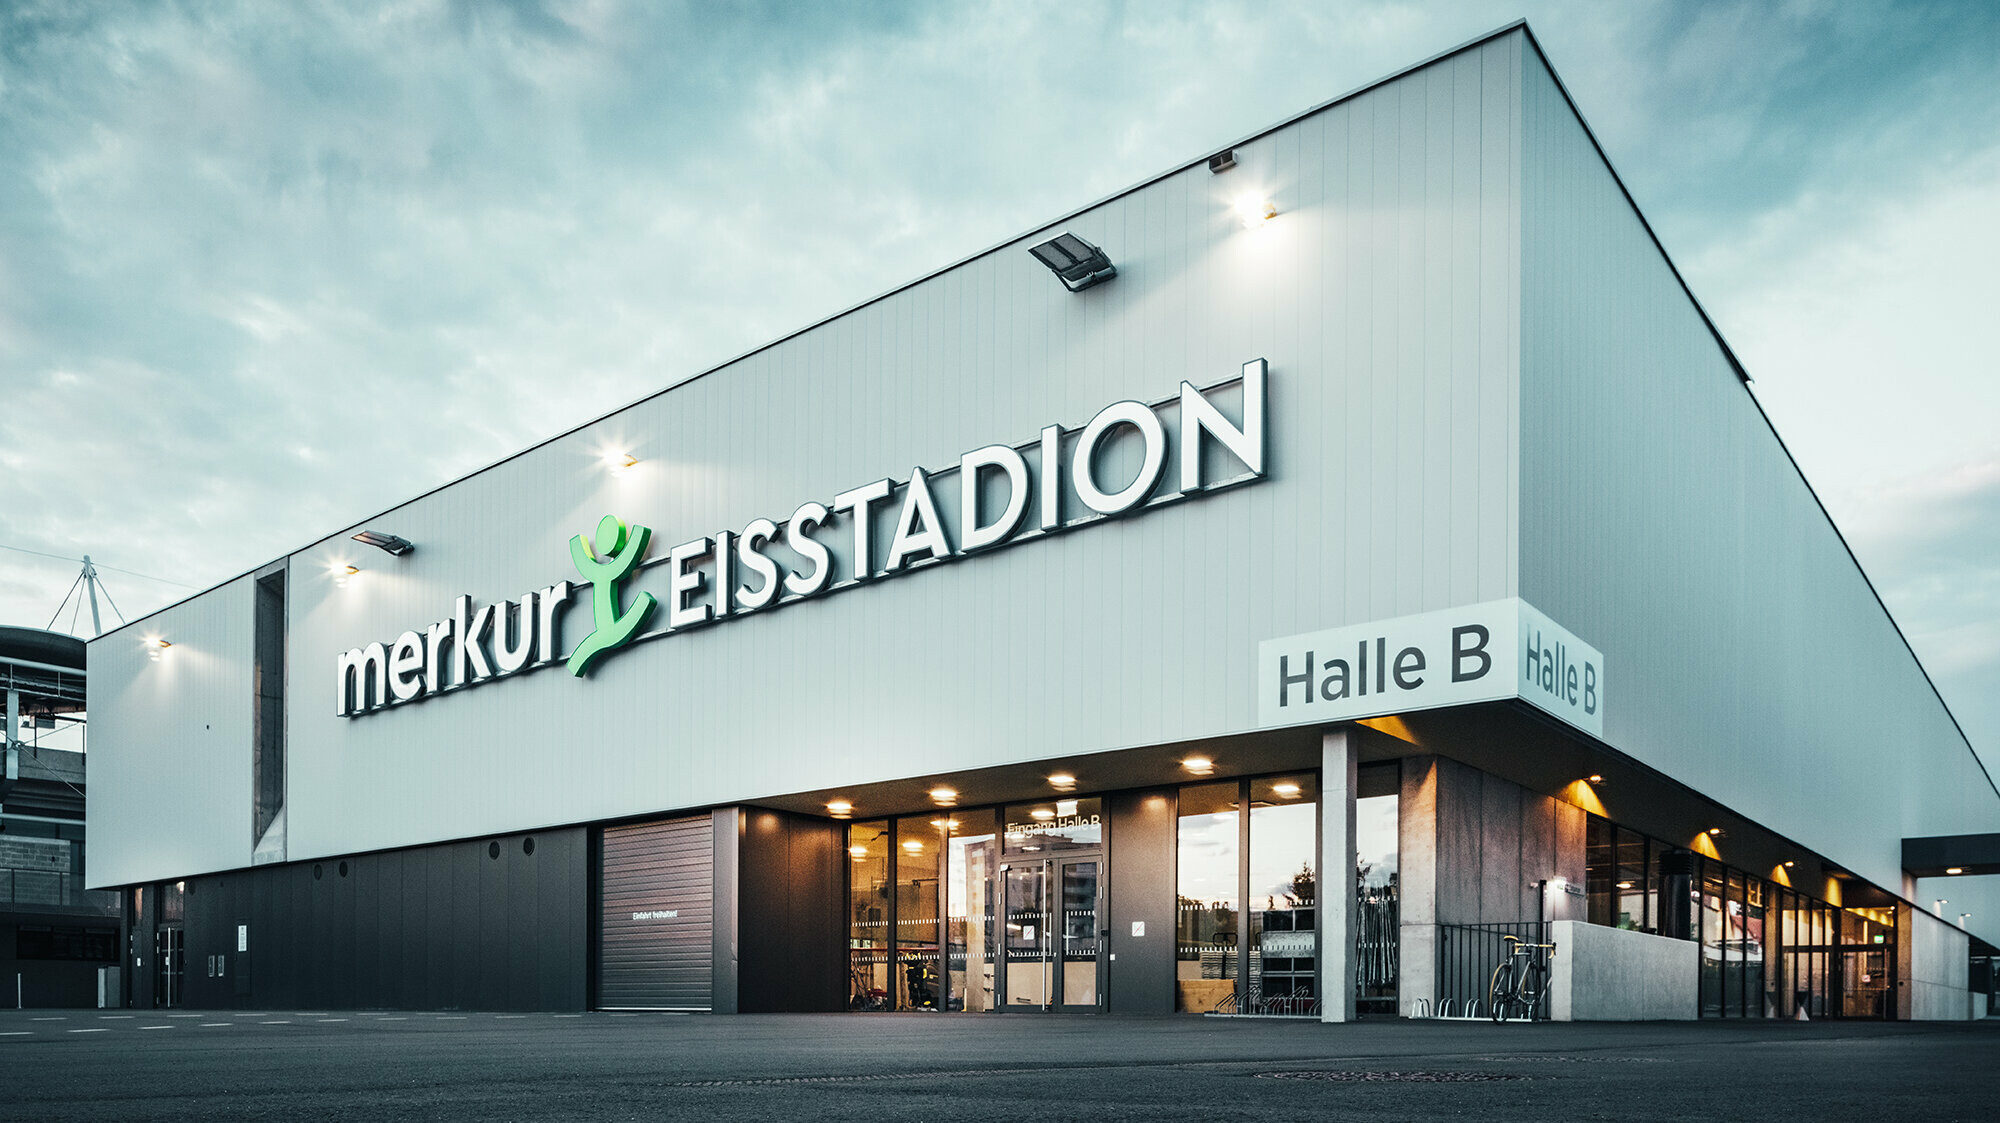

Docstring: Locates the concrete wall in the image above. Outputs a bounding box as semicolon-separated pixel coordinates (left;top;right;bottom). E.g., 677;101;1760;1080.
1397;756;1586;1014
1548;919;1696;1021
1898;904;1971;1022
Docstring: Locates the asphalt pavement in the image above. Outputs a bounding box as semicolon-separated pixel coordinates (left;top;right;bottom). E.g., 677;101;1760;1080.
1;1007;1994;1121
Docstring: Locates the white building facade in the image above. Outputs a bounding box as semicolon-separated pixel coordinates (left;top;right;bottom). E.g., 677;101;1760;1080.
88;24;1997;1021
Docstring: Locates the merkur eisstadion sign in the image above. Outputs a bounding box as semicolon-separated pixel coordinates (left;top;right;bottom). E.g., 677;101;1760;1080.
333;354;1603;742
333;360;1271;717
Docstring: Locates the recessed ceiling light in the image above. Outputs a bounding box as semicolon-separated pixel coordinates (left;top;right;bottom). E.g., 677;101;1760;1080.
1182;756;1214;775
1272;782;1301;798
1947;867;1964;875
928;787;958;805
1586;774;1604;784
1707;827;1724;836
826;800;853;816
930;818;959;831
1031;808;1055;820
848;845;868;859
1048;773;1077;790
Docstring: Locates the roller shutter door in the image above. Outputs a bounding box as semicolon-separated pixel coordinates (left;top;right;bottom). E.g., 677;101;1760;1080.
599;816;714;1009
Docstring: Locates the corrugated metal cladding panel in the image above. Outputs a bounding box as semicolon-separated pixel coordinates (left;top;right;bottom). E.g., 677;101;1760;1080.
599;816;714;1009
1514;40;2000;942
92;29;1529;875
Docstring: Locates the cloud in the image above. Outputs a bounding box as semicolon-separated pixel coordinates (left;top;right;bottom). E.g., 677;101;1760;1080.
0;1;1992;780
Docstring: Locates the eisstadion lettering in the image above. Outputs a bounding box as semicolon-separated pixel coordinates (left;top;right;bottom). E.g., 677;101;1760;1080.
1255;599;1604;738
335;360;1270;717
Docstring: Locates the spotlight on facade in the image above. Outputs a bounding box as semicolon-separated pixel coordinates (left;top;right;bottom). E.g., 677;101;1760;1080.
602;450;639;475
145;637;172;661
333;564;360;588
928;787;958;806
1272;781;1302;798
1028;233;1117;292
1182;756;1215;776
351;530;415;556
1048;772;1077;791
1232;194;1277;228
826;799;853;817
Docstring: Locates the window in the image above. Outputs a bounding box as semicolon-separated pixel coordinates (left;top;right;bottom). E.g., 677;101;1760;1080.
16;926;118;961
1175;782;1238;1013
846;820;891;1010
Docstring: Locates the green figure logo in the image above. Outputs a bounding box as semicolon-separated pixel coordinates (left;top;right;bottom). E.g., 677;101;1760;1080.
567;515;658;676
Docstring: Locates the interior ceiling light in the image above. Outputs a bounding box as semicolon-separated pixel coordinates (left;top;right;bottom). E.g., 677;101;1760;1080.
1028;233;1117;293
848;845;868;858
928;787;958;805
1272;782;1302;798
1031;808;1056;820
826;799;853;816
1617;881;1634;890
930;818;959;831
1182;756;1215;775
902;840;923;853
1232;194;1277;229
351;530;414;556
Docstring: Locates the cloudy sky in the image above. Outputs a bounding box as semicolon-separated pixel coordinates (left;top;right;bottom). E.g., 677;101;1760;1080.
2;1;1996;760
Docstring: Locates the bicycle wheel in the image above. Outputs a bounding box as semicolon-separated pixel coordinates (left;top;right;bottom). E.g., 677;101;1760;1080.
1489;961;1515;1023
1522;961;1547;1021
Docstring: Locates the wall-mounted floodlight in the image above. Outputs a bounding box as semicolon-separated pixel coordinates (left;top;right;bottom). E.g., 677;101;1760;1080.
601;450;639;475
1232;194;1277;228
332;564;360;588
352;530;414;556
145;637;172;661
1207;149;1237;174
1028;233;1117;292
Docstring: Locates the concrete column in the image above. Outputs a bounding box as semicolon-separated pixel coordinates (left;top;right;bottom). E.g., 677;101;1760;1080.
1321;728;1358;1023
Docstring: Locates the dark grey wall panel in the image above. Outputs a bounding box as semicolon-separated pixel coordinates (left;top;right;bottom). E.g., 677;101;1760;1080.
158;828;586;1011
737;808;846;1013
1107;788;1177;1014
598;816;714;1009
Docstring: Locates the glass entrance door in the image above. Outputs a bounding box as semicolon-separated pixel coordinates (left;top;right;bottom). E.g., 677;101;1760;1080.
1001;856;1101;1011
1840;948;1891;1019
155;927;183;1008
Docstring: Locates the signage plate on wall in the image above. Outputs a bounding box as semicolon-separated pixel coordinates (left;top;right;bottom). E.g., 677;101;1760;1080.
1256;598;1604;739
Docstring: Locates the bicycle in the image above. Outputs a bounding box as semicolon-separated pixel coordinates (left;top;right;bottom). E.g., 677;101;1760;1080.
1488;934;1556;1022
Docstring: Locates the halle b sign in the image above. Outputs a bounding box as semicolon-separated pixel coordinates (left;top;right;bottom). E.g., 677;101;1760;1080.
1257;599;1604;738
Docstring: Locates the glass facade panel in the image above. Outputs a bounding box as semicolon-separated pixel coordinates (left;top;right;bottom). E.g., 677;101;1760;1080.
1003;797;1102;854
1176;782;1239;1013
895;818;942;1010
1003;864;1048;1007
847;820;892;1010
1586;816;1615;926
1615;828;1649;932
1249;775;1319;1014
945;809;998;1013
1699;866;1724;1018
1059;860;1100;1007
1355;765;1399;1012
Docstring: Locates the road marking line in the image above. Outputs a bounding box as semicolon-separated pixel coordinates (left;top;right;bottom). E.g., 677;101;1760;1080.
199;1023;231;1027
495;1015;527;1019
30;1017;65;1022
320;1018;348;1023
377;1017;408;1021
168;1014;203;1019
139;1026;175;1031
553;1014;582;1018
68;1028;110;1034
99;1015;136;1019
0;1031;33;1036
437;1016;466;1020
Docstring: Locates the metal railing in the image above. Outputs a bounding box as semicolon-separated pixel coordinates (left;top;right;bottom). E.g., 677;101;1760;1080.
1433;921;1548;1018
0;869;121;910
